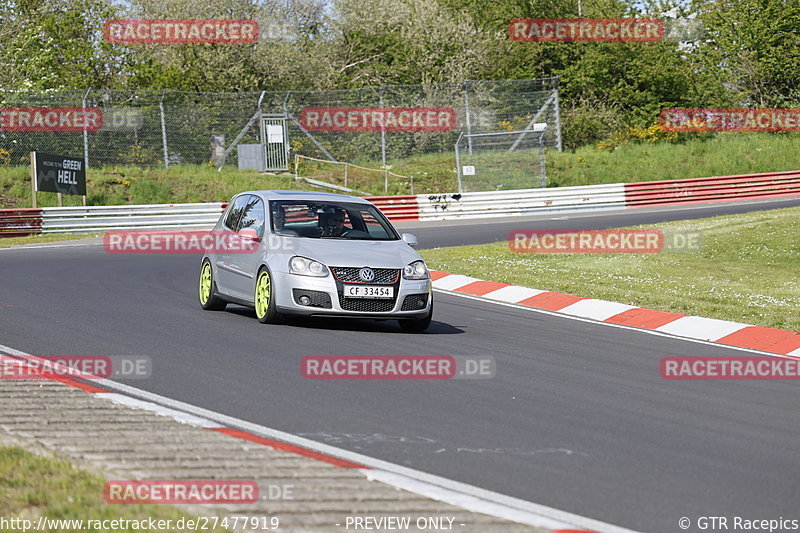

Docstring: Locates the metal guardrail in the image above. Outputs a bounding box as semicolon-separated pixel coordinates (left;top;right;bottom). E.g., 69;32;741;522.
2;171;799;236
417;183;626;220
0;198;419;236
40;203;227;234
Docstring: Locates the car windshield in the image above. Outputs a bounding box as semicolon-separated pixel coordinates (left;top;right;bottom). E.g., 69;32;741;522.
269;200;399;241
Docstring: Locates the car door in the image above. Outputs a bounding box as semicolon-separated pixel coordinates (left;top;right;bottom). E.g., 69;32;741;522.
215;194;251;296
227;195;266;298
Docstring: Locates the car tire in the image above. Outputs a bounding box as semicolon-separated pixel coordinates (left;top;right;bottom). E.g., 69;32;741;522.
199;259;227;311
255;266;282;324
398;298;433;332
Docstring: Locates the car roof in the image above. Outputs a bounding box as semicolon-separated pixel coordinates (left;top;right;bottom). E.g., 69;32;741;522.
237;190;372;204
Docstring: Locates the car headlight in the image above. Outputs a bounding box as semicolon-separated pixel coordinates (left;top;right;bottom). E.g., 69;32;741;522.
403;260;429;280
289;256;329;277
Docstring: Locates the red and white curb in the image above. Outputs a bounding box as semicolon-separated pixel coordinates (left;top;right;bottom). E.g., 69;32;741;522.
431;271;800;357
0;345;635;533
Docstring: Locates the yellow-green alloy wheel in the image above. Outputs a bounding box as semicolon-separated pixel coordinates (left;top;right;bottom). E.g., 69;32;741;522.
198;259;226;311
255;268;280;323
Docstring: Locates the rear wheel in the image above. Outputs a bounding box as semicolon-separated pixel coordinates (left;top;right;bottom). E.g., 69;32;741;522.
199;260;226;311
398;298;433;332
255;267;282;324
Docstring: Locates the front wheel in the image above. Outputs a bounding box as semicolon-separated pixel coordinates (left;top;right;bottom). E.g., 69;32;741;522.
199;260;227;311
398;298;433;332
255;267;282;324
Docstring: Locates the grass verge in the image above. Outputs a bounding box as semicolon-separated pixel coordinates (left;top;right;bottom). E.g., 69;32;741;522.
0;234;94;249
0;165;312;209
419;206;800;332
0;446;226;532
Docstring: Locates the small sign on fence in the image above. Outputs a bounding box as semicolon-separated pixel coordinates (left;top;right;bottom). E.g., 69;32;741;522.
462;165;476;176
30;152;87;208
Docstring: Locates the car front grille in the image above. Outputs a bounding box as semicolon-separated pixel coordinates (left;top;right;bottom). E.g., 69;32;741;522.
339;297;397;313
401;294;428;311
330;267;400;284
292;289;332;309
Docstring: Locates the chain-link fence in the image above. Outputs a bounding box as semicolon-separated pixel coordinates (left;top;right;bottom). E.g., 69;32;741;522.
455;129;547;192
0;78;560;171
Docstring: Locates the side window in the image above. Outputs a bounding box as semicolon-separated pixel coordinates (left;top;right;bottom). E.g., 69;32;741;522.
359;209;391;239
239;196;266;239
224;195;250;230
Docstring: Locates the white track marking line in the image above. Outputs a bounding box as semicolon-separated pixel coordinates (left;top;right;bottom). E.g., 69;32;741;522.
0;342;641;533
432;289;798;359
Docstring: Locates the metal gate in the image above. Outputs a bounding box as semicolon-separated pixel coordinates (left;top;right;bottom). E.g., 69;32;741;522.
259;114;290;171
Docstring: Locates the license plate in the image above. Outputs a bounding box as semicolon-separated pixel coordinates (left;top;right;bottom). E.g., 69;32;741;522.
343;285;394;299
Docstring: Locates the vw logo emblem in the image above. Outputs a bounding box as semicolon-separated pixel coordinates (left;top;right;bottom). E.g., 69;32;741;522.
359;267;375;282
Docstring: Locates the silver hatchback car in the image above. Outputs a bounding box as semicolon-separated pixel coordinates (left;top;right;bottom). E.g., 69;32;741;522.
199;191;433;331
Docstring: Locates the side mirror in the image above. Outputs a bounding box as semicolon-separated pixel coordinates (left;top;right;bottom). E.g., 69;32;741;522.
238;228;261;243
401;233;418;248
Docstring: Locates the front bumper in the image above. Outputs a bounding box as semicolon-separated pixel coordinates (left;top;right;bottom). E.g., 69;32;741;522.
273;270;432;318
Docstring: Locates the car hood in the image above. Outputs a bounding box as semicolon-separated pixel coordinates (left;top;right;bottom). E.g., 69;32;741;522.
280;237;422;269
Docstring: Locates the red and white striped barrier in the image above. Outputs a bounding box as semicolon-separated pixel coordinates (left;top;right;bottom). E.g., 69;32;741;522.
625;170;800;208
364;195;420;221
0;208;43;237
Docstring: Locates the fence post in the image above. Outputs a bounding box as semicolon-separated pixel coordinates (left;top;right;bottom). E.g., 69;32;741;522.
553;87;563;152
379;86;387;167
455;132;464;193
294;154;299;180
539;140;547;187
344;162;348;188
464;82;473;155
82;88;91;169
159;90;169;168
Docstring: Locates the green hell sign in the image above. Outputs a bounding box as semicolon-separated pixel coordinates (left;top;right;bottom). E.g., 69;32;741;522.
32;152;87;196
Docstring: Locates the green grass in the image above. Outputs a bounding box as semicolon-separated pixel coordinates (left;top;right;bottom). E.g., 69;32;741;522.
0;446;227;532
2;133;800;207
375;133;800;192
0;164;312;209
0;234;94;248
546;132;800;188
420;206;800;332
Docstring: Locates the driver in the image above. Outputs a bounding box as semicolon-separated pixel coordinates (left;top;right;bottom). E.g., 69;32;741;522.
272;205;287;232
321;208;347;237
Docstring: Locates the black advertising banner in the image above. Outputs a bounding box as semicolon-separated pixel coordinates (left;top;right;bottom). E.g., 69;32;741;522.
33;152;87;196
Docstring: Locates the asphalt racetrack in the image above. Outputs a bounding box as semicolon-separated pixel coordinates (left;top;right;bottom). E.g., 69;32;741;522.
1;197;799;532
